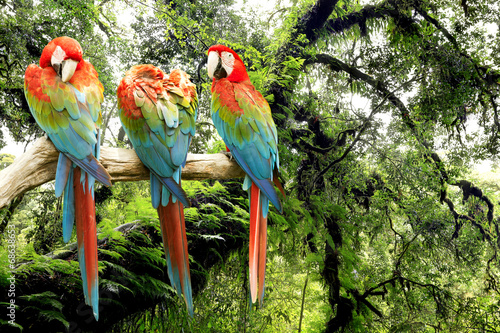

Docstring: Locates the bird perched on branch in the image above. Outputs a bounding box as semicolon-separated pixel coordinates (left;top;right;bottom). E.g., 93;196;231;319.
207;44;285;306
117;65;197;315
24;36;112;320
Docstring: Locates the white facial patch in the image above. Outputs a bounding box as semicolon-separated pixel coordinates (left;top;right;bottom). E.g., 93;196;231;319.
207;51;220;79
220;51;235;77
51;45;66;66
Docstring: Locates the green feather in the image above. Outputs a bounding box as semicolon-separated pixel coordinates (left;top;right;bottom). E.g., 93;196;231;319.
54;110;70;129
71;119;97;145
239;118;253;142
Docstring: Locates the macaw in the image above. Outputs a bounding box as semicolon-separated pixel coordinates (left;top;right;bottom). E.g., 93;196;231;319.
116;65;197;315
24;36;112;320
207;45;285;306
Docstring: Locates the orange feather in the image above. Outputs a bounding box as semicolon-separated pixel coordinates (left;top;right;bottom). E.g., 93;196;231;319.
73;167;99;320
157;195;193;315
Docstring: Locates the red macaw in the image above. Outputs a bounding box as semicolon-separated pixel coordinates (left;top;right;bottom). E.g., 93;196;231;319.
116;65;197;315
24;36;112;320
207;45;284;306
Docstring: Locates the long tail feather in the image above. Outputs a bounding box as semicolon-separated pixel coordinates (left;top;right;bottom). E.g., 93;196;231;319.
249;183;269;306
62;166;75;243
258;193;268;306
249;183;262;304
74;167;99;321
55;153;72;198
157;191;193;316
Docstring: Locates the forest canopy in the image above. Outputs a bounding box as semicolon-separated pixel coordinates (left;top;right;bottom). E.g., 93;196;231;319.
1;0;500;332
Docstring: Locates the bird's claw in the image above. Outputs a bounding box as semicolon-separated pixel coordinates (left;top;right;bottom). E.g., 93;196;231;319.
221;150;233;160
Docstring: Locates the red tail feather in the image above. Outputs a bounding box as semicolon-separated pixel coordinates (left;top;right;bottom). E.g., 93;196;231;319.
249;183;259;303
73;167;99;319
249;182;267;305
157;196;193;314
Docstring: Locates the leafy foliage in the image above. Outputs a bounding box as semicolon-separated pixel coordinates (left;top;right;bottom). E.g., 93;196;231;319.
2;0;500;332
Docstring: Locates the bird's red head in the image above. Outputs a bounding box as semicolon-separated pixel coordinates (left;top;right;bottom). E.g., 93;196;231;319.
207;45;249;83
39;37;84;82
39;37;83;68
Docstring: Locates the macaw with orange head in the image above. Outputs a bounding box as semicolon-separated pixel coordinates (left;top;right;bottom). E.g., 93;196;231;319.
207;45;285;306
24;36;112;320
117;65;197;315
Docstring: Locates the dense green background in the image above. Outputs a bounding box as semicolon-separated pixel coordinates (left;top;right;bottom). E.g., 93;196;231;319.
1;0;500;331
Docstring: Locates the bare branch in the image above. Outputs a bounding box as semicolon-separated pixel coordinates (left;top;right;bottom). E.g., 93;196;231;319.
0;136;245;210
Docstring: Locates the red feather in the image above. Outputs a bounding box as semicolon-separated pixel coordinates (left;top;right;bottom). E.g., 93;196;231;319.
39;36;83;69
249;182;267;305
157;195;193;314
257;194;268;305
73;167;99;319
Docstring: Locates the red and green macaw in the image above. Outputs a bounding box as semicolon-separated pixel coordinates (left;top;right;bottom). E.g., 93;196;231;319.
207;45;285;306
24;36;112;320
117;65;197;315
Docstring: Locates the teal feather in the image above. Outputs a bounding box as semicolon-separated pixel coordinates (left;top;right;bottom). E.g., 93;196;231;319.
161;185;171;206
62;166;75;243
55;153;72;198
150;172;161;209
171;132;188;167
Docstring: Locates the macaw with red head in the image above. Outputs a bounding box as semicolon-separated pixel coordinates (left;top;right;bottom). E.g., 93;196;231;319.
207;45;285;306
24;36;112;320
117;65;197;315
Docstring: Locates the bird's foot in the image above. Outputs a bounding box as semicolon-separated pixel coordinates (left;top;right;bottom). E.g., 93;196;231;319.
221;150;233;160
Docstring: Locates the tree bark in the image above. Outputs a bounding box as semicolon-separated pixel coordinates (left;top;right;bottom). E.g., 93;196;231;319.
0;136;245;210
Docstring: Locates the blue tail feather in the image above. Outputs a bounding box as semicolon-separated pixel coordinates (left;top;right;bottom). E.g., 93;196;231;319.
230;147;282;213
150;173;161;209
78;246;89;303
66;153;111;187
55;153;72;198
161;185;171;206
62;167;75;243
154;172;190;207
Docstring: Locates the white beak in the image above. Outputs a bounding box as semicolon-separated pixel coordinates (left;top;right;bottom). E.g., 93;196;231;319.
207;51;219;79
61;59;79;82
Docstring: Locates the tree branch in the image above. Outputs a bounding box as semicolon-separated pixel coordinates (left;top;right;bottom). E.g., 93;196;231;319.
0;136;245;210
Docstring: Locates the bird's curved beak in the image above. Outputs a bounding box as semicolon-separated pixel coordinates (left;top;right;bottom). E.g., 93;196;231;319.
60;59;79;83
51;46;78;82
207;51;218;79
213;58;227;79
207;51;226;80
